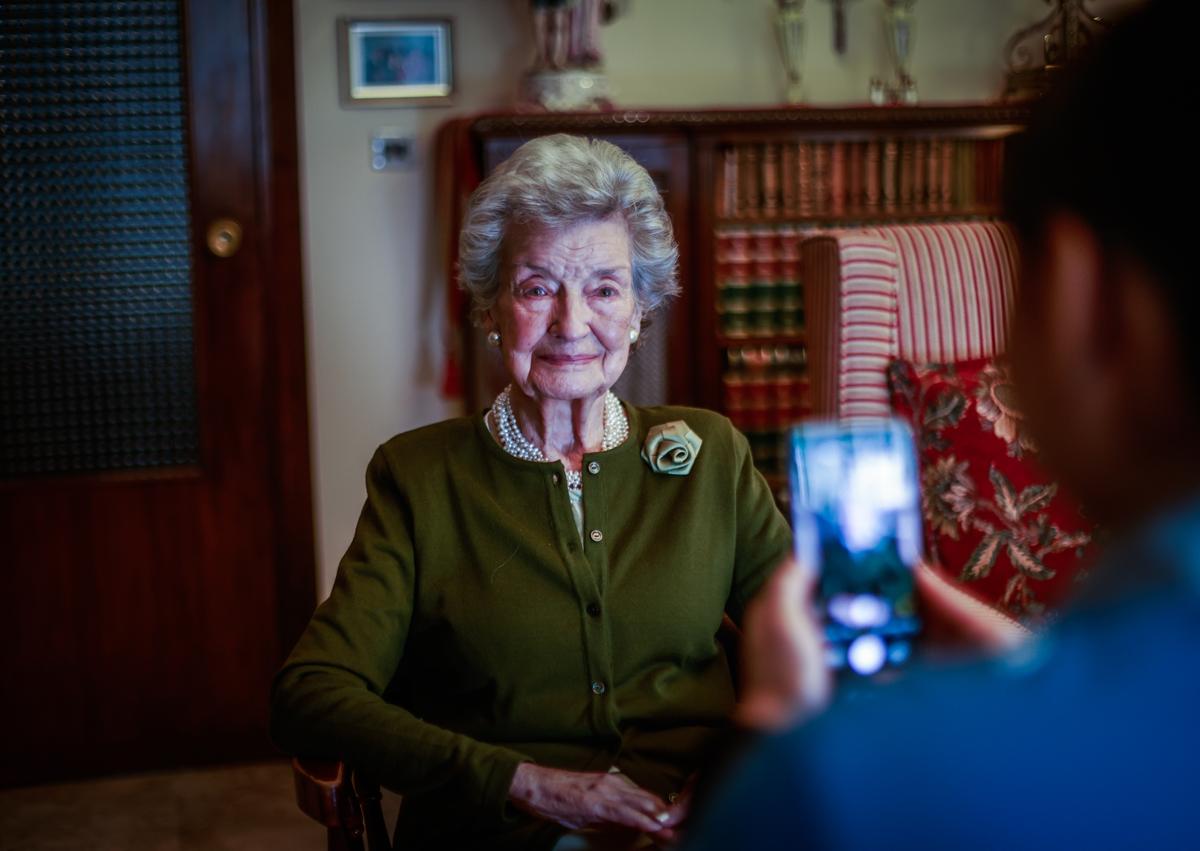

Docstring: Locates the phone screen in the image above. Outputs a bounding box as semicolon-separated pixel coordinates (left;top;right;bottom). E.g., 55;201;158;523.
788;419;922;676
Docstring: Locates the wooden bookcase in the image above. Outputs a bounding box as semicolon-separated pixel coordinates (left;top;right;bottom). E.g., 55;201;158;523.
464;104;1030;492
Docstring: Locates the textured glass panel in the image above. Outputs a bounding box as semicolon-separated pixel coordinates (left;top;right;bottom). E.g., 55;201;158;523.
0;1;198;475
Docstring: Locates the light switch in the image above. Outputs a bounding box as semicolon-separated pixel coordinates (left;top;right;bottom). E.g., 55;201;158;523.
370;130;415;171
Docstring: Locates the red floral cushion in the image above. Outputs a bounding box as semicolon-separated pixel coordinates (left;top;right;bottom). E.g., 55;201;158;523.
888;356;1096;622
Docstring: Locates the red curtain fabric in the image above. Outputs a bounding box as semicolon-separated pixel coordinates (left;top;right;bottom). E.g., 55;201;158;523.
433;117;484;399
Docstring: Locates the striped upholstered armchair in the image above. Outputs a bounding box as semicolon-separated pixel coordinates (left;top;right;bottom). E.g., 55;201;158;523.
800;221;1020;422
800;222;1095;621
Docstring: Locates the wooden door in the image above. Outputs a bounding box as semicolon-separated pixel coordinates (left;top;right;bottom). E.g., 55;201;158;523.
0;0;314;785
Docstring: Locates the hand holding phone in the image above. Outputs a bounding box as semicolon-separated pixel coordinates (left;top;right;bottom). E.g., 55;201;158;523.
789;419;923;677
734;557;832;731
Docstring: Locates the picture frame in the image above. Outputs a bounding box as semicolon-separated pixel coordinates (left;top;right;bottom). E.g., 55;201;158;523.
338;17;455;107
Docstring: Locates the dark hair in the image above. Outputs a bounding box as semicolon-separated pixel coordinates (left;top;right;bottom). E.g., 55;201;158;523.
1004;1;1197;385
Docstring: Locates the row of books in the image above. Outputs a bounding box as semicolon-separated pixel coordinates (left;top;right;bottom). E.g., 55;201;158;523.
715;227;810;337
724;345;808;478
727;344;808;372
725;374;808;413
724;346;808;399
716;225;806;264
718;288;804;337
714;137;1008;220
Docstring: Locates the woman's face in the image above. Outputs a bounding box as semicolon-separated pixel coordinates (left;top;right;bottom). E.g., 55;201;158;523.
488;215;641;405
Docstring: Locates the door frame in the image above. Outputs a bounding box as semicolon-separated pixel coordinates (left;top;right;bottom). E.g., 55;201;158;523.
184;0;317;665
247;0;318;655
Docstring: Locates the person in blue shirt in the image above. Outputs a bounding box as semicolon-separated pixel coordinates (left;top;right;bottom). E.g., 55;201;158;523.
687;3;1200;849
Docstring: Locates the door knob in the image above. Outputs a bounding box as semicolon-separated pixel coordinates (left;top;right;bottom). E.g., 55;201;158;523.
206;218;243;258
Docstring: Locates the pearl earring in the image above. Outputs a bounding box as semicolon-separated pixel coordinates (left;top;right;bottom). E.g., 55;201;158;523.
629;328;639;344
487;330;501;348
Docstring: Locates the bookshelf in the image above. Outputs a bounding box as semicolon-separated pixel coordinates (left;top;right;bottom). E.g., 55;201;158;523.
462;105;1030;494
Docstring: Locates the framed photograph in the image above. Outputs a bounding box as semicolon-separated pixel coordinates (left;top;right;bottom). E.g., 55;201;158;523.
338;17;455;107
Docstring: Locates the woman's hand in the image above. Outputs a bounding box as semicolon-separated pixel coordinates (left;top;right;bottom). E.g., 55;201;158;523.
733;557;832;733
508;763;680;836
647;772;695;847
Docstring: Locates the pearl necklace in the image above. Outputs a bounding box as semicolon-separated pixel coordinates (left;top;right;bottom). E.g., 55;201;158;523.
491;385;629;490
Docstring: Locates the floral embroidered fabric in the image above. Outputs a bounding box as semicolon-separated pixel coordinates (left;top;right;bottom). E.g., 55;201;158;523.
889;356;1096;622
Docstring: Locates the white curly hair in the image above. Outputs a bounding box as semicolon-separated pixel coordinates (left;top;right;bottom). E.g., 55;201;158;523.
457;134;680;326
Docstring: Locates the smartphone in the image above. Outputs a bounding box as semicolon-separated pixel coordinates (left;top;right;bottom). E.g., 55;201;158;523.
788;419;922;677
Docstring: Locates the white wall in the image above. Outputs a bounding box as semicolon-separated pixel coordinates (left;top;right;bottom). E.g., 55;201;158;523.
295;0;522;596
295;0;1117;595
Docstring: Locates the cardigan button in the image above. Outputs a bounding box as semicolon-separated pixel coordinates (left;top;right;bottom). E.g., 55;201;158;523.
589;529;604;543
587;602;602;617
552;473;560;484
591;681;606;695
587;461;600;475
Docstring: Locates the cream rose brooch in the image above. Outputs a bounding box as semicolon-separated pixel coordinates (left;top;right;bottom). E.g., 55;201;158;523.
641;421;702;476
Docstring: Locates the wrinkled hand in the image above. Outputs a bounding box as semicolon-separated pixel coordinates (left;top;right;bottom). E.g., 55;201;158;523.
647;773;695;847
733;557;832;733
508;763;681;837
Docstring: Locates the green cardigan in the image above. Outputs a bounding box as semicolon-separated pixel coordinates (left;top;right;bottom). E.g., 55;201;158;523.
270;404;792;849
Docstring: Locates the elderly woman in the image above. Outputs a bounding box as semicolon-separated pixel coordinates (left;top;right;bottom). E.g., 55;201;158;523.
270;134;792;849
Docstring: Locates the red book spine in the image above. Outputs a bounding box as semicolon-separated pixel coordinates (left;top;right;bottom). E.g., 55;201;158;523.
913;138;927;213
830;141;846;218
735;146;748;217
940;139;955;212
744;145;762;216
813;142;830;217
723;148;738;218
762;143;780;218
780;143;798;217
925;138;940;214
797;142;814;217
899;139;914;213
883;139;898;214
865;140;881;213
975;140;989;209
847;141;864;216
715;147;730;218
959;140;977;212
